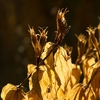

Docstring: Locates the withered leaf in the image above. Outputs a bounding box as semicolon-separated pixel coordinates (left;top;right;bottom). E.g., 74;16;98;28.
26;88;42;100
40;42;54;69
90;66;100;99
66;83;84;100
54;46;72;91
1;83;26;100
39;65;59;100
27;64;37;90
82;56;95;84
38;66;51;96
71;64;82;86
57;87;65;100
27;64;42;98
66;83;95;100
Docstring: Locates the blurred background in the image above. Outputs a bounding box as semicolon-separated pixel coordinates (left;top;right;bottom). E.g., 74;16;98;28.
0;0;100;98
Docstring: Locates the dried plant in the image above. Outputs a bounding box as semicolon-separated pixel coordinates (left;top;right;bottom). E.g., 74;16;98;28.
1;8;100;100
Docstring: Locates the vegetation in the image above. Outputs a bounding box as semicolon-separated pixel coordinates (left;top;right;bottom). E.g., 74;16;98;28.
1;8;100;100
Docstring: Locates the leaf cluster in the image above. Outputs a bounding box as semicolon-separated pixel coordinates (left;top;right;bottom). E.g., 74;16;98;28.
1;8;100;100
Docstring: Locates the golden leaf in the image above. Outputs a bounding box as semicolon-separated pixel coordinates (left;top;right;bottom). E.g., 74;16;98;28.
1;83;26;100
66;83;84;100
27;64;36;90
41;42;54;69
26;88;42;100
57;87;65;100
66;83;95;100
54;46;72;92
91;66;100;99
27;64;42;98
39;65;59;100
39;66;51;96
82;56;95;84
71;64;82;86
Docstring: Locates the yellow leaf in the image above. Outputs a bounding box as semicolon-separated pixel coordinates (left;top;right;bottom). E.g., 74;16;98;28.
66;83;84;100
82;56;95;84
27;64;42;98
39;66;51;96
41;42;54;69
1;83;26;100
91;66;100;99
26;88;42;100
57;87;65;100
71;64;82;86
54;46;72;91
67;83;96;100
84;87;96;100
27;64;36;90
39;65;59;100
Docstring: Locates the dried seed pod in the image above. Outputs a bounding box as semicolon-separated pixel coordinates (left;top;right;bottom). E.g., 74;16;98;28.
86;27;99;59
28;26;41;56
64;44;73;56
75;34;87;64
55;8;71;44
87;27;98;50
57;8;68;34
28;26;38;48
28;26;48;57
39;27;48;51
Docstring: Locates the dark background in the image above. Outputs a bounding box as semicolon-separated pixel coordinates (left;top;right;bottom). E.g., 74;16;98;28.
0;0;100;99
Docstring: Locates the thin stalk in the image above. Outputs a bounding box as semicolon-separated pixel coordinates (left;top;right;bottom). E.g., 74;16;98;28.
17;73;32;89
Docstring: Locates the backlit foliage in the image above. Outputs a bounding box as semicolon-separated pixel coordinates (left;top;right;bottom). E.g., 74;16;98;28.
1;8;100;100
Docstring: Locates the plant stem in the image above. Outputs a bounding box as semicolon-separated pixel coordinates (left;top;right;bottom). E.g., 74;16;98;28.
17;73;32;89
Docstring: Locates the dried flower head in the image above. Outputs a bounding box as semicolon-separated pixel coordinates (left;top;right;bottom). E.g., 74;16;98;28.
87;27;99;59
38;27;48;50
28;26;48;57
64;44;73;56
75;34;87;64
55;8;71;44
